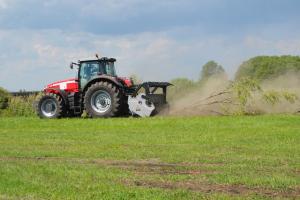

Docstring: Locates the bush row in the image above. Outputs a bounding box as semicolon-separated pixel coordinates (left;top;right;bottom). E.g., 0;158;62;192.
0;90;38;117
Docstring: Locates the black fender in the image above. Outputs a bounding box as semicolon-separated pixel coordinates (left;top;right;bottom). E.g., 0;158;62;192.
82;75;123;94
44;88;68;106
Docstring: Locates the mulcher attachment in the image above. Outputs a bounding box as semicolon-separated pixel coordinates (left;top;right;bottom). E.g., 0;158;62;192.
128;82;172;117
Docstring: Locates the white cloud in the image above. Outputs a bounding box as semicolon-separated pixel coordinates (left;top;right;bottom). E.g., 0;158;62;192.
0;0;8;9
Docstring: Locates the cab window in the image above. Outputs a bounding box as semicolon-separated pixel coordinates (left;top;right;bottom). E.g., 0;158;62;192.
79;62;100;89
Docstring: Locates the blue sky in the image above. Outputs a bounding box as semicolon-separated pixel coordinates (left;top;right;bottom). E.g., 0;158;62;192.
0;0;300;91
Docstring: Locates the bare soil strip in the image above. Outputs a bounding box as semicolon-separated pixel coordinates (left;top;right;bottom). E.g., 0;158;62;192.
0;156;221;166
124;180;300;198
2;157;298;198
0;156;218;175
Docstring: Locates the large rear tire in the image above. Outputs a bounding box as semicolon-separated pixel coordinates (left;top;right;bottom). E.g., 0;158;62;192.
84;82;121;118
36;93;66;119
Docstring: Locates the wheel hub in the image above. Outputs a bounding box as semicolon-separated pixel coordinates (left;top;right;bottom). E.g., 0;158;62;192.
91;90;112;113
41;99;57;117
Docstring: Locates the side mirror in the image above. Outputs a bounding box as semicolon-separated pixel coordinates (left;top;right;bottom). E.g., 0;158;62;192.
70;62;73;69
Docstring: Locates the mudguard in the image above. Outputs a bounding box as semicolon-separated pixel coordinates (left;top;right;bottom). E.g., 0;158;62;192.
44;88;68;105
82;75;123;93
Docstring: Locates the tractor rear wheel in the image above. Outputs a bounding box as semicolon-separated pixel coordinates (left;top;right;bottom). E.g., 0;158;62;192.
84;82;121;118
36;93;66;119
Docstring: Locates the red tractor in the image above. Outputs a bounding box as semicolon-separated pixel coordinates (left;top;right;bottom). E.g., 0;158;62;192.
36;56;171;118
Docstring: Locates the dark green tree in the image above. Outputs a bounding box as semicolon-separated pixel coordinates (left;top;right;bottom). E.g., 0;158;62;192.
235;55;300;81
199;61;225;82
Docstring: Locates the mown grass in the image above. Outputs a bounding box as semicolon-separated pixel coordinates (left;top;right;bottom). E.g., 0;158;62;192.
0;115;299;199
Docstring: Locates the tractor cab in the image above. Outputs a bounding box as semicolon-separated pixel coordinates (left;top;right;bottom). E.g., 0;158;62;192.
71;57;117;89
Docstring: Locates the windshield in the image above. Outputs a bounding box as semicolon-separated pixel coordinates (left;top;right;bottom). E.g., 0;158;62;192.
104;62;116;76
79;62;100;89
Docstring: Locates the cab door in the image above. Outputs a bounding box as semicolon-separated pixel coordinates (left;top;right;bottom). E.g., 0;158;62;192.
79;62;100;90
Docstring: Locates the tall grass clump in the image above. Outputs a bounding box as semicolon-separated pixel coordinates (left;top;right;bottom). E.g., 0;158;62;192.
2;94;39;117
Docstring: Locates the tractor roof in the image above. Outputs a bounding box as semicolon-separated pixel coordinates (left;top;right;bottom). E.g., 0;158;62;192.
79;57;116;63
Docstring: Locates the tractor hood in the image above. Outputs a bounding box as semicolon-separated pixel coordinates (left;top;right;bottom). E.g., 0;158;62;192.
44;78;79;92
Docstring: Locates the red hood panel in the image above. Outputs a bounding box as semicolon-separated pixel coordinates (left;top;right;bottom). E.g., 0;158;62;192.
45;78;78;93
48;78;77;85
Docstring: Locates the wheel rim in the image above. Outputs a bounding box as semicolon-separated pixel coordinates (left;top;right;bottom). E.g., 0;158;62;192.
41;99;57;117
91;90;112;113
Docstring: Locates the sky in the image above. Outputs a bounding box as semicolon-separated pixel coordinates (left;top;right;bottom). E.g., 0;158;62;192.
0;0;300;91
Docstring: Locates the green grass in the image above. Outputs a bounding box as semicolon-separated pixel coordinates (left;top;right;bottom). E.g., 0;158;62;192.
0;115;299;199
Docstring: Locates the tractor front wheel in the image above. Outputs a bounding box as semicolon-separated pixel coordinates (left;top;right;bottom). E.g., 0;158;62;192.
84;82;121;118
36;93;66;119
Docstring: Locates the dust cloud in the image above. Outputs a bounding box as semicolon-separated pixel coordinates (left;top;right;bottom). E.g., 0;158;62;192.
165;72;300;116
167;76;231;116
250;72;300;114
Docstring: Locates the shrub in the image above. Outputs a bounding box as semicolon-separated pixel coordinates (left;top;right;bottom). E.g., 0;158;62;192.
1;94;39;117
0;87;10;110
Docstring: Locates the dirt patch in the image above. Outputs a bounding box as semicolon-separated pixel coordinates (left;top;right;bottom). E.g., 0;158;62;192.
105;161;216;175
0;195;40;200
293;169;300;175
124;179;300;198
0;157;218;175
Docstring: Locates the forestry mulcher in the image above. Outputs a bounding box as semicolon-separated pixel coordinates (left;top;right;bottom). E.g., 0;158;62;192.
36;55;171;118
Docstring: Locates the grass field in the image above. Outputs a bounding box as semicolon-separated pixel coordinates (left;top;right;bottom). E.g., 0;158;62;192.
0;116;299;199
